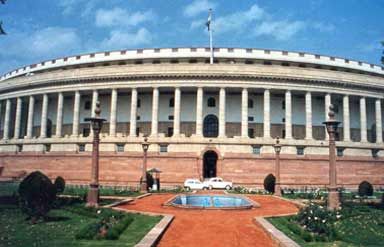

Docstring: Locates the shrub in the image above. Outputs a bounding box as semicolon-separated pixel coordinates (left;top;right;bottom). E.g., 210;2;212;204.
54;176;66;194
296;202;341;241
18;171;57;222
264;174;276;193
358;181;373;197
140;171;154;190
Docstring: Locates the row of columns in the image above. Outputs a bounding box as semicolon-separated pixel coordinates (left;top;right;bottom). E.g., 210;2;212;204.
0;88;383;144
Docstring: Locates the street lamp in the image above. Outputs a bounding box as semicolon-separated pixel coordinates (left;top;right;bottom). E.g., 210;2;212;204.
273;136;282;196
140;137;150;193
84;101;106;207
323;104;341;210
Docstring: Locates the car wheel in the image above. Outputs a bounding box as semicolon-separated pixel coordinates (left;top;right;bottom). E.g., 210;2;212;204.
209;185;213;190
225;185;231;190
185;187;190;191
203;187;208;190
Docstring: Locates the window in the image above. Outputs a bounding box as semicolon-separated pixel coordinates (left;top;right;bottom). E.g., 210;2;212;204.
203;114;218;137
116;144;125;152
248;99;254;108
168;115;174;120
136;128;140;136
252;145;261;155
282;129;286;139
337;148;344;157
248;129;255;138
167;127;173;137
84;101;91;110
207;97;216;107
169;98;174;107
136;115;141;120
137;99;141;108
17;144;23;153
297;147;304;155
82;128;90;137
282;100;285;110
78;144;85;152
248;116;254;122
372;149;379;158
45;144;51;152
160;144;168;153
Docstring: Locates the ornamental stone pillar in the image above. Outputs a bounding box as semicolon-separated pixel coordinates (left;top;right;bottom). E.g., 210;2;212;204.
196;87;203;137
285;90;292;139
129;88;138;137
375;99;382;143
109;89;118;136
263;89;270;138
219;88;226;138
241;88;248;138
55;92;64;137
13;97;22;139
26;96;35;139
173;87;181;137
360;97;367;142
72;91;80;137
343;95;351;142
40;94;49;138
325;93;331;140
151;88;159;136
90;90;98;136
3;99;11;140
305;92;312;140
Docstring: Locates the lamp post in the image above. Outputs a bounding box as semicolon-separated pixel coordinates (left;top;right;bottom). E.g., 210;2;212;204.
273;136;282;196
140;137;150;193
323;104;341;210
84;101;106;207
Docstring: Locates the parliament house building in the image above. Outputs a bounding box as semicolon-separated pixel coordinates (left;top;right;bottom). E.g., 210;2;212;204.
0;47;383;189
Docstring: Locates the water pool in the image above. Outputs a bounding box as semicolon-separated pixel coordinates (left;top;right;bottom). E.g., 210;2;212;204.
166;194;258;209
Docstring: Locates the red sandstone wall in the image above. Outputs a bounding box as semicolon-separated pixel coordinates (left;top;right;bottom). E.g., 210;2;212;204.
1;152;383;190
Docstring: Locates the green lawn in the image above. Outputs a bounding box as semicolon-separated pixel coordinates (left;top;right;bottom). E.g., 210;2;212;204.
0;204;161;247
268;203;384;247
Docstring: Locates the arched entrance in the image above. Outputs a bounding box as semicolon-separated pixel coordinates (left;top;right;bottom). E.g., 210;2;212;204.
203;114;218;137
203;151;218;178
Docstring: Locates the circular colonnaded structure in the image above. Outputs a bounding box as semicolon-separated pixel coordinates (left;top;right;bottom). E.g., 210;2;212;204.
0;47;384;189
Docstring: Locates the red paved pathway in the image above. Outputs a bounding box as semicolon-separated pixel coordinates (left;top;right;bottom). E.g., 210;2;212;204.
118;193;298;247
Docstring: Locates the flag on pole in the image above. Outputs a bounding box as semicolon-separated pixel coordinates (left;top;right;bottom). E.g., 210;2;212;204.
206;9;212;31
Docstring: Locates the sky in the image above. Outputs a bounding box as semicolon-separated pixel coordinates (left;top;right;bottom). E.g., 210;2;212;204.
0;0;383;75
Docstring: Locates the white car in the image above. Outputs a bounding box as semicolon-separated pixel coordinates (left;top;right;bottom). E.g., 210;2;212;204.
203;177;233;190
183;179;208;190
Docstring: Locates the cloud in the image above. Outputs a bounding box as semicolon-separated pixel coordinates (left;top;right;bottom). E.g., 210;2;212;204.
183;0;216;17
100;28;152;49
0;27;81;58
254;20;306;41
95;7;155;27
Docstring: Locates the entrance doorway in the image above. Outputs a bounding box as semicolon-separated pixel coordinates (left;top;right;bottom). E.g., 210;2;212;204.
203;151;218;178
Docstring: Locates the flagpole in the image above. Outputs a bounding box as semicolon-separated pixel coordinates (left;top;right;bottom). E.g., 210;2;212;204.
209;9;213;64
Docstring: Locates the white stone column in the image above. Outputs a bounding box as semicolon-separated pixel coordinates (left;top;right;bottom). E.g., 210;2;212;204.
343;95;351;142
13;97;22;139
109;89;118;136
305;92;312;140
375;99;382;143
263;89;270;138
55;92;64;137
219;88;226;138
325;93;331;140
195;87;203;136
151;88;159;136
129;88;138;137
241;88;248;138
285;90;292;139
72;91;80;137
360;97;367;142
26;96;35;139
173;87;181;137
90;90;98;136
3;99;11;140
40;94;48;138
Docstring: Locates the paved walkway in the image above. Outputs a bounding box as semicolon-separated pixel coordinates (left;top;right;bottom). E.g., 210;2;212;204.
118;193;298;247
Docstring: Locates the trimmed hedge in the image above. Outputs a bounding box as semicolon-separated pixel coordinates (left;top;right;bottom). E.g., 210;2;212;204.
264;174;276;193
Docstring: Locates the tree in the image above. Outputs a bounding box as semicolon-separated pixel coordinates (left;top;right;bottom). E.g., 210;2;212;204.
0;0;6;35
381;41;384;65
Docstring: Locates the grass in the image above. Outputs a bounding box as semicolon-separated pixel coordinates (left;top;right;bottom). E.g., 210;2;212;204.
0;203;161;247
268;203;384;247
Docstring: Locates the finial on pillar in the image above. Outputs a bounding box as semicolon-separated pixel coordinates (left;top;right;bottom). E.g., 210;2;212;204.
328;104;335;120
95;101;101;117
